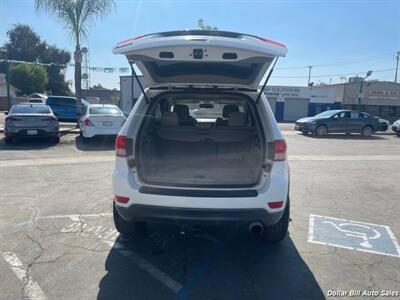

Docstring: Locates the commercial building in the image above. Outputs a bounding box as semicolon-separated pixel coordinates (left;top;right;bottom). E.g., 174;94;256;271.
264;85;341;121
119;74;400;122
338;77;400;122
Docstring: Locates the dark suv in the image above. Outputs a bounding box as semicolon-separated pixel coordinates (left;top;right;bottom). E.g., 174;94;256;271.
295;110;380;136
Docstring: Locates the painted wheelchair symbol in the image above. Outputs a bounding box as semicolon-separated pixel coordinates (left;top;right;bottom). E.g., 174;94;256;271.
323;221;381;249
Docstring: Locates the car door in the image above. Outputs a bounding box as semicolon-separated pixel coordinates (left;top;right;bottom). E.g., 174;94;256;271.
112;30;288;89
64;98;77;119
330;111;350;133
349;111;364;132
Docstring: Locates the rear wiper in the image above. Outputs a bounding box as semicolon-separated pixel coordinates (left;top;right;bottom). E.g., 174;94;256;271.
255;57;279;104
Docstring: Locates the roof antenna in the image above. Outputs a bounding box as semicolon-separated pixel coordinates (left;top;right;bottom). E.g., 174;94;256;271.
129;61;150;104
255;57;279;104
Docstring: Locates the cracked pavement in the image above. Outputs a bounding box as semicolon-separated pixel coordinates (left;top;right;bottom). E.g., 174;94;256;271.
0;127;400;299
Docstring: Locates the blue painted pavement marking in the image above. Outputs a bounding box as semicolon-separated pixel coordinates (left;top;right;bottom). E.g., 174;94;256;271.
308;215;400;257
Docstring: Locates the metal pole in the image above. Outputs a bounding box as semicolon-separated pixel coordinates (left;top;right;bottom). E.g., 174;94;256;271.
307;66;313;86
358;79;364;113
395;51;400;83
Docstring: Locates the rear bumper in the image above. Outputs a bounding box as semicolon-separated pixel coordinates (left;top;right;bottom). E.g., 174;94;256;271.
82;126;121;138
6;128;59;137
115;203;284;226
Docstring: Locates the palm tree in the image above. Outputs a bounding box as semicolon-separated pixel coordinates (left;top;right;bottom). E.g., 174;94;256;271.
35;0;114;113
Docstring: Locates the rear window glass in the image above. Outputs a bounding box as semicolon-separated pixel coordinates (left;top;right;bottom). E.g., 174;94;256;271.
11;105;51;114
143;61;265;85
47;97;76;106
89;107;121;115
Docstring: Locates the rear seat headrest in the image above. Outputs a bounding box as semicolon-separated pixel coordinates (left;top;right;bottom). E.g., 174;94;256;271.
173;104;190;118
223;104;239;118
228;112;246;127
161;112;178;126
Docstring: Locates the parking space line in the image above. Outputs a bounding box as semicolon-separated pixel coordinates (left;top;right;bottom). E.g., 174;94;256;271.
290;155;400;161
0;156;114;168
2;154;400;169
103;240;183;293
2;252;47;300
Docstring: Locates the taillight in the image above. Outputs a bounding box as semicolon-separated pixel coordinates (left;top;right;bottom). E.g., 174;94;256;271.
115;135;127;157
273;139;287;161
256;37;287;48
6;117;20;122
84;119;94;126
268;201;284;209
115;195;129;204
117;35;145;45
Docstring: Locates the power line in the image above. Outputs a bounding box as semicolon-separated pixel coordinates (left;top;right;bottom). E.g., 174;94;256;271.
272;68;396;79
275;52;394;70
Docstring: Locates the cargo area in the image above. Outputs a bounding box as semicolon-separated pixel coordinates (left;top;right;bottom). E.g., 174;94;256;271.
135;93;266;187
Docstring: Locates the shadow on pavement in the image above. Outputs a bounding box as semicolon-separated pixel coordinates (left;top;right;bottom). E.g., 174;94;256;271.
75;135;115;151
0;136;58;150
98;226;324;300
299;133;389;140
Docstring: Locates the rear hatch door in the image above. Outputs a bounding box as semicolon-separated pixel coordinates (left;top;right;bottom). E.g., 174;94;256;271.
113;30;287;89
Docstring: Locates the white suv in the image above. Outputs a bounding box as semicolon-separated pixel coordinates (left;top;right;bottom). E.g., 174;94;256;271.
112;30;290;242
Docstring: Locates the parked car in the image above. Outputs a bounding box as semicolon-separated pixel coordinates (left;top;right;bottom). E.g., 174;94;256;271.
295;110;380;136
378;118;390;131
4;103;59;144
392;119;400;135
78;104;126;140
46;96;89;122
111;30;290;242
28;98;45;103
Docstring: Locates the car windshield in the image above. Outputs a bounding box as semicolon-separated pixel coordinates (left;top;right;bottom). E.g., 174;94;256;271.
10;105;51;114
89;107;121;115
314;110;339;118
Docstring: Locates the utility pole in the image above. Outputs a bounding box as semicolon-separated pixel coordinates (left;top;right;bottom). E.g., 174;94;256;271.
0;47;11;110
307;65;313;86
395;51;400;83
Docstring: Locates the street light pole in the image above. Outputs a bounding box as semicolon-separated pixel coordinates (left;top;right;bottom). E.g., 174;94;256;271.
307;65;313;86
358;70;373;113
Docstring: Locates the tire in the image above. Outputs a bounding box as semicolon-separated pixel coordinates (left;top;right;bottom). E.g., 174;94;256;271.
261;200;290;243
361;126;373;137
315;125;328;136
4;136;13;144
113;202;136;237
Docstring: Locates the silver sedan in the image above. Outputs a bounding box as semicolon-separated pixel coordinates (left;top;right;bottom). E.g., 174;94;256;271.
4;103;60;144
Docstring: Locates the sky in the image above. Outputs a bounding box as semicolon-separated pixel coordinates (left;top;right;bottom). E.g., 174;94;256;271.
1;0;400;91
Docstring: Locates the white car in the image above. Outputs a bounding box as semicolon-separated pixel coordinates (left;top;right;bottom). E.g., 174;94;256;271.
392;119;400;135
79;104;126;139
112;30;290;242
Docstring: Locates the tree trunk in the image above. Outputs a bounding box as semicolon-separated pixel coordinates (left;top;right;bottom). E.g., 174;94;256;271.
74;43;82;115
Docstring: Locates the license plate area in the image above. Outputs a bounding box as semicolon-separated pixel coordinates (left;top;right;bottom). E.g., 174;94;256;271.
27;130;38;135
103;121;112;126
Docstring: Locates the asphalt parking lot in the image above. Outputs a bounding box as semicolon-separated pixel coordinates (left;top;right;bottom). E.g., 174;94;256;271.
0;124;399;300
